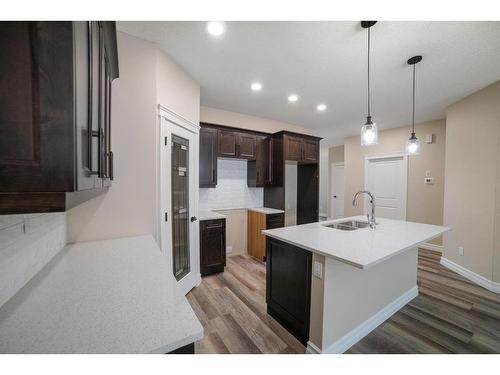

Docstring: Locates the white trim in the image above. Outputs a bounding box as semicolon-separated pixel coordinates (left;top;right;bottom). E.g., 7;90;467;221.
316;286;418;354
419;243;443;253
440;257;500;294
306;341;322;354
364;152;408;220
158;104;200;133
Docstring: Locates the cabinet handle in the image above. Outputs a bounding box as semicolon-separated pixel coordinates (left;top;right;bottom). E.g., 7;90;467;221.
109;151;114;180
89;128;103;177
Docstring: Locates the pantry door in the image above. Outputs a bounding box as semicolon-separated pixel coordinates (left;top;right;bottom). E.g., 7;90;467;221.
364;154;407;220
160;106;200;295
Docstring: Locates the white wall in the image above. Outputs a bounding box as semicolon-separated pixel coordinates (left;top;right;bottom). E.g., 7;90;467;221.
199;159;263;211
0;213;66;308
67;32;200;243
443;81;500;281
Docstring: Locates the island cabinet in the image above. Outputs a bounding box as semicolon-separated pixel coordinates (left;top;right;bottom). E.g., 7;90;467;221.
200;218;226;276
266;237;312;345
0;21;119;214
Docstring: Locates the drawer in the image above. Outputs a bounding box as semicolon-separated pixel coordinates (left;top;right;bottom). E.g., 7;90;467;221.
266;213;284;230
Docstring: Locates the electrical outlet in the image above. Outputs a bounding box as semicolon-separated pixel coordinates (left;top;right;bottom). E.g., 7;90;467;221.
458;246;464;256
226;246;233;254
313;261;323;279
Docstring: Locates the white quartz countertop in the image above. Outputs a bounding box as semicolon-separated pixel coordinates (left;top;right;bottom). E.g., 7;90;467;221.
199;210;226;221
0;235;203;353
248;207;285;215
263;216;450;269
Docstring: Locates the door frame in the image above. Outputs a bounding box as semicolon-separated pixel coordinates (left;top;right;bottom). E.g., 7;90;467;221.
158;105;201;295
330;162;345;219
364;152;408;220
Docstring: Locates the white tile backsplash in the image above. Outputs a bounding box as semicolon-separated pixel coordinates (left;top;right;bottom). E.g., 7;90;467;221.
199;158;263;210
0;213;66;308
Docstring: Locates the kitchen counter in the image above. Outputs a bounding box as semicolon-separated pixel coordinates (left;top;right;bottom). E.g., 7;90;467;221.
0;235;203;353
263;216;450;269
199;210;226;221
248;207;285;215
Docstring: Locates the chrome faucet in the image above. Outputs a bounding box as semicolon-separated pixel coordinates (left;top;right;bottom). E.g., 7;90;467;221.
352;190;377;229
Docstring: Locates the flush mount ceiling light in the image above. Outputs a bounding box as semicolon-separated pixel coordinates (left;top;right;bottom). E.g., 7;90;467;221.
406;55;423;155
206;21;226;37
250;82;262;91
288;94;299;102
360;21;378;146
317;103;327;111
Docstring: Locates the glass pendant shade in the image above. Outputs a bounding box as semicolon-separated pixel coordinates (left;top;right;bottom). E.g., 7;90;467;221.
360;116;378;146
406;132;420;155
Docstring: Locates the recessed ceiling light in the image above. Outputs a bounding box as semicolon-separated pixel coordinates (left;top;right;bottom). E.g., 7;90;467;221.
206;21;226;37
317;104;327;111
251;82;262;92
288;94;299;102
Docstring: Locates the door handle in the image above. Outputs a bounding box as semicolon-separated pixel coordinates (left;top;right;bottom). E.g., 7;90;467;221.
333;195;337;198
190;216;198;222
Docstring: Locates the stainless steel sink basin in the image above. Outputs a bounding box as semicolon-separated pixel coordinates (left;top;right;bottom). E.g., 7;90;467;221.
323;220;371;231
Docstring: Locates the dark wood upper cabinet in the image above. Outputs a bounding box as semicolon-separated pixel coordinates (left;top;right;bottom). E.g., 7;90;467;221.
283;133;320;163
302;139;319;162
200;219;226;276
217;129;256;159
248;135;272;187
199;127;217;188
237;133;256;159
283;135;303;162
217;129;238;157
0;21;119;214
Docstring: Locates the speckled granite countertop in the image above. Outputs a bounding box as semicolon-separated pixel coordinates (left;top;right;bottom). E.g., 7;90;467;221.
0;235;203;353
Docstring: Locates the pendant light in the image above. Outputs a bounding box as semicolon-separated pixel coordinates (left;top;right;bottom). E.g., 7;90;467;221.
406;55;423;155
360;21;378;146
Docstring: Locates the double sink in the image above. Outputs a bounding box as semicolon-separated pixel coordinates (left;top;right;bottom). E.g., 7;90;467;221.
323;220;371;231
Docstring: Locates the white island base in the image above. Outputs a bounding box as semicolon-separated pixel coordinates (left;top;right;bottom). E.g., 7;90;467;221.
308;247;418;354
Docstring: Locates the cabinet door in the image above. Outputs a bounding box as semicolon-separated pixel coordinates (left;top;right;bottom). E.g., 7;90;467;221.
266;213;284;229
199;127;217;187
238;133;256;159
0;22;74;192
217;130;237;157
266;237;312;345
256;136;270;186
284;135;303;162
302;139;319;162
200;219;226;276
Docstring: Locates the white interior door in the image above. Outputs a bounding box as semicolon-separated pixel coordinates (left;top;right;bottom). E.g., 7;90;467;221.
160;110;200;295
365;155;407;220
330;163;345;219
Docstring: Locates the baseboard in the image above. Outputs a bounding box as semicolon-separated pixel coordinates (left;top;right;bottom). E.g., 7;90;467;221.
440;257;500;294
317;286;419;354
419;242;443;253
306;341;321;354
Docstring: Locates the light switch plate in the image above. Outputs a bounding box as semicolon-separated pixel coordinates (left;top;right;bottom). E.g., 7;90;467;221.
313;261;323;279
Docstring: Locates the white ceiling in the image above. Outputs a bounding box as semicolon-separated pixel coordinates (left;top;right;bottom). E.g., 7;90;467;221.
117;21;500;145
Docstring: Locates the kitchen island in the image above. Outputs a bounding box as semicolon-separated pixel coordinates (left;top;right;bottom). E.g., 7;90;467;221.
263;216;450;354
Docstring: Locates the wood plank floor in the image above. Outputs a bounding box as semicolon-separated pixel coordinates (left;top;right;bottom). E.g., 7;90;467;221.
187;249;500;354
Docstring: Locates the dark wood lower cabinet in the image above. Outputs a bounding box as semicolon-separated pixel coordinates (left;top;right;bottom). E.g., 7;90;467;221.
266;237;312;345
167;342;195;354
200;219;226;276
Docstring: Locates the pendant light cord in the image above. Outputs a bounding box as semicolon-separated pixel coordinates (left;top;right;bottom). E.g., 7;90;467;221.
367;27;371;117
412;63;416;133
